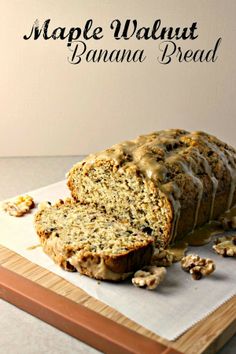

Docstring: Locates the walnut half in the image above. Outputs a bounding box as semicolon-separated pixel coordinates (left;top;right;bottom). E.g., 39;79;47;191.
181;254;215;280
2;195;35;217
219;215;236;230
213;236;236;257
132;266;166;290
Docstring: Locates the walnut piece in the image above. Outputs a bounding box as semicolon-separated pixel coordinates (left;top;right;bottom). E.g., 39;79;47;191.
213;236;236;257
181;254;215;280
151;248;174;267
132;266;166;290
219;215;236;230
2;195;35;217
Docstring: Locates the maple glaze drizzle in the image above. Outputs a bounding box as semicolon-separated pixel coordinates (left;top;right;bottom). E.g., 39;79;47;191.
167;204;236;262
184;221;223;246
168;240;188;261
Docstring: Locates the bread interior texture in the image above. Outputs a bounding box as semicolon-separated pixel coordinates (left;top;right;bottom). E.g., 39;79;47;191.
35;201;154;280
69;160;172;247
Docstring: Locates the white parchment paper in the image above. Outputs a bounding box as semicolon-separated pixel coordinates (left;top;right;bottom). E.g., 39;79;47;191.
0;181;235;341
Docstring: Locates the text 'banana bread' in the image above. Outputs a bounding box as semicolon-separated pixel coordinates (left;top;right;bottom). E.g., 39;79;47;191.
34;199;154;281
67;129;236;247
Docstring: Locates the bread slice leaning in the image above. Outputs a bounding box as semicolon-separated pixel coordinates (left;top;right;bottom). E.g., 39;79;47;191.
34;199;154;281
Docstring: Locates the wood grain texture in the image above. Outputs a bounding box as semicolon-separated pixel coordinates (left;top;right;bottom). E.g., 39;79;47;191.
0;245;235;354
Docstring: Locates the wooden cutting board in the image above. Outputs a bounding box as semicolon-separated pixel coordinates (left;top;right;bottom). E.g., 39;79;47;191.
0;245;235;354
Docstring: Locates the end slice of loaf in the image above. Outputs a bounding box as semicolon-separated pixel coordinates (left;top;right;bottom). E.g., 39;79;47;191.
34;199;154;281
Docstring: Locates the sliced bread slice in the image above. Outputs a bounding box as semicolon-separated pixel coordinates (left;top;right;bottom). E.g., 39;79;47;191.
34;199;154;281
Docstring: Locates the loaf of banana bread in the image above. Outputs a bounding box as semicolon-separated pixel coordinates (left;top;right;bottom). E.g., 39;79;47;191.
67;129;236;247
34;199;154;281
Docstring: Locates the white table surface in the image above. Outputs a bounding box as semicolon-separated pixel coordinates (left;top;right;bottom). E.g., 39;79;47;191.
0;156;235;354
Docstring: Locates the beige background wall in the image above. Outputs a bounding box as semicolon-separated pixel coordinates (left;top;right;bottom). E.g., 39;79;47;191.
0;0;235;156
